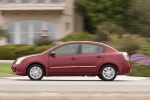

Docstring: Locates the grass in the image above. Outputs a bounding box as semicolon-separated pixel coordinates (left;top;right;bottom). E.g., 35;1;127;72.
0;62;13;77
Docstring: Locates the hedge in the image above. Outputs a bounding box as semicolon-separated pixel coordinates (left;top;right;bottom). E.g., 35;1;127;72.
0;45;54;60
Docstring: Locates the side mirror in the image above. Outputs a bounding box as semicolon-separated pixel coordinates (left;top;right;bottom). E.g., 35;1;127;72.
49;51;56;57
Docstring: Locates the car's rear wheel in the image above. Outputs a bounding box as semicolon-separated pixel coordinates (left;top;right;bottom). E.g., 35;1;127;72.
27;64;44;80
99;65;117;81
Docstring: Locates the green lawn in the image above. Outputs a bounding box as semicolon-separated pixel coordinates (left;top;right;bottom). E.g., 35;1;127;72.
0;62;13;77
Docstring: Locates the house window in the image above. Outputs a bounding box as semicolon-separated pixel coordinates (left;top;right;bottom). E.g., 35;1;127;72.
6;0;29;4
51;0;59;3
36;0;59;3
20;21;29;44
34;21;42;38
7;0;15;3
36;0;46;3
19;0;29;3
6;23;15;43
6;20;57;44
47;22;56;39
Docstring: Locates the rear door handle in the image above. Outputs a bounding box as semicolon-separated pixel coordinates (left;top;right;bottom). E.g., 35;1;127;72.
97;55;102;58
71;57;76;60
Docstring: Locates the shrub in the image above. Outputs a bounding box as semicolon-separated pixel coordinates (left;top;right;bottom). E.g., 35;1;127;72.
120;37;140;55
0;45;53;60
0;45;16;60
129;54;150;77
15;45;37;57
107;34;144;55
106;34;122;50
138;44;150;56
60;32;97;42
96;21;126;42
129;63;150;77
33;37;53;46
33;45;54;54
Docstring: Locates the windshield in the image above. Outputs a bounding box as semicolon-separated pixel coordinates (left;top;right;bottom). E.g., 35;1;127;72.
41;43;61;54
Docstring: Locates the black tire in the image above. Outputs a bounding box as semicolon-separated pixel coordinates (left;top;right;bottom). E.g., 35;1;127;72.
99;65;117;81
27;64;44;80
98;74;102;79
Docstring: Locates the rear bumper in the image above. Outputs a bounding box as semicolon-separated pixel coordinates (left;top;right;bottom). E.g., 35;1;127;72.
118;61;132;75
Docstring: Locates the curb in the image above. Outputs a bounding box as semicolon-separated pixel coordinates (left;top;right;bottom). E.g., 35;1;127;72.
0;60;14;63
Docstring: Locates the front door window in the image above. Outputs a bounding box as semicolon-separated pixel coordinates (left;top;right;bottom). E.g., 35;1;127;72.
55;44;79;56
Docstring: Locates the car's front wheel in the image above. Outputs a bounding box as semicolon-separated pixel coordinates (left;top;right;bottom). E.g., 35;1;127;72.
27;64;44;80
99;65;117;81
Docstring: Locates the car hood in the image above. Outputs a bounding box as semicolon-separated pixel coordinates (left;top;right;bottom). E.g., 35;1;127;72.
18;54;41;59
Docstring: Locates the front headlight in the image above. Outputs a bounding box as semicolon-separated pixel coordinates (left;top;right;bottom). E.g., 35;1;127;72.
15;57;27;65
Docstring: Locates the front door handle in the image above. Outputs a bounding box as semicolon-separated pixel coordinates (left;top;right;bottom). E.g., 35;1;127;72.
71;57;76;60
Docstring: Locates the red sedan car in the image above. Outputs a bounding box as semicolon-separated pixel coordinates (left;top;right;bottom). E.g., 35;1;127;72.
12;41;131;81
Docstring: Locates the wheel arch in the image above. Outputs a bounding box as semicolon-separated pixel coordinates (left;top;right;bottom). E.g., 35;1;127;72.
99;63;119;74
26;62;46;76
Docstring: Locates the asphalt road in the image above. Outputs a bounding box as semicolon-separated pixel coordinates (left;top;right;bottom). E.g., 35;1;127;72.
0;76;150;93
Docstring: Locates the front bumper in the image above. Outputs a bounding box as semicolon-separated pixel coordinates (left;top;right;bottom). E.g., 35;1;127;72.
12;64;26;76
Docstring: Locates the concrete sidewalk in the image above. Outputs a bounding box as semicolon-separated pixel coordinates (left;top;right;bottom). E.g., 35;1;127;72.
0;60;14;63
0;93;150;100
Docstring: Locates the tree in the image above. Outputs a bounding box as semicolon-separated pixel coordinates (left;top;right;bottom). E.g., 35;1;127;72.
75;0;129;33
123;0;150;37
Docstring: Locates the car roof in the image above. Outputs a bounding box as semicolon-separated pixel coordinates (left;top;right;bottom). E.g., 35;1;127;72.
59;41;118;52
60;41;105;46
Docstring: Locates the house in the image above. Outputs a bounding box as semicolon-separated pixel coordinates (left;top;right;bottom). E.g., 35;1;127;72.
0;0;83;45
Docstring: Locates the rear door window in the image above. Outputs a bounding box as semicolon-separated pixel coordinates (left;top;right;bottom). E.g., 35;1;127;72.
81;44;104;54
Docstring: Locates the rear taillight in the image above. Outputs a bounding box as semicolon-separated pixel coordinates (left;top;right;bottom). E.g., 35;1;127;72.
122;52;129;61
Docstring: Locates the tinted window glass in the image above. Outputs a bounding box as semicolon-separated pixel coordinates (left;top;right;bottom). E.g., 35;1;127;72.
99;45;105;53
81;44;99;54
55;44;79;55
